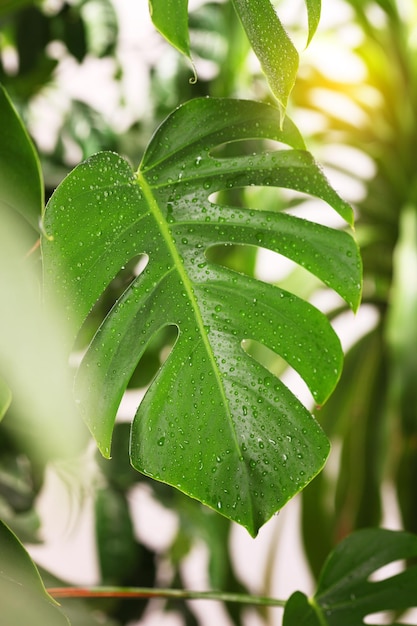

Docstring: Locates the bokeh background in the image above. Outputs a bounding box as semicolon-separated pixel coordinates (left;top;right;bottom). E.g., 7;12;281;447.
2;0;417;624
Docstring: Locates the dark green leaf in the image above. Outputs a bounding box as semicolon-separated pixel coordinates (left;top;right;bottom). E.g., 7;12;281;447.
285;529;417;625
95;487;139;584
57;4;87;62
0;83;43;229
42;98;361;536
301;327;389;577
16;6;52;77
314;529;417;625
0;520;70;625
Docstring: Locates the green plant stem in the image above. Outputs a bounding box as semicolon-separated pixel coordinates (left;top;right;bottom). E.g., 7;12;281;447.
47;586;286;608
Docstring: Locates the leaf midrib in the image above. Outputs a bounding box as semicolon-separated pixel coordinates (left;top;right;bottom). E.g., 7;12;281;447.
137;169;253;502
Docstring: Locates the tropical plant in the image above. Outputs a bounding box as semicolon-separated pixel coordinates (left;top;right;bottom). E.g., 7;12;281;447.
1;0;417;625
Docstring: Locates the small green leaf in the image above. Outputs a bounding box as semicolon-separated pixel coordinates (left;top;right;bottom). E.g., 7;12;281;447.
231;0;299;116
0;377;12;421
149;0;191;59
42;98;361;536
0;520;70;625
305;0;321;46
283;591;320;626
0;83;43;230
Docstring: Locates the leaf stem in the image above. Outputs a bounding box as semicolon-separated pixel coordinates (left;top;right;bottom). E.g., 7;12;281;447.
24;237;40;258
47;586;286;608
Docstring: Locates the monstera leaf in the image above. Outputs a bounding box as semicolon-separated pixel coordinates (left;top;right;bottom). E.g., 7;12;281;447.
42;97;361;535
149;0;321;114
283;528;417;625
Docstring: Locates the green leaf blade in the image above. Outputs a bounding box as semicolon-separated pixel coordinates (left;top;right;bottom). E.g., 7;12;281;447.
305;0;321;46
0;520;70;625
231;0;299;115
314;528;417;625
149;0;191;59
0;84;43;230
43;98;361;535
283;591;321;626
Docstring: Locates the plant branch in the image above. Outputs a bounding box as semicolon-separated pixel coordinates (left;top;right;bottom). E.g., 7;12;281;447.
47;586;286;608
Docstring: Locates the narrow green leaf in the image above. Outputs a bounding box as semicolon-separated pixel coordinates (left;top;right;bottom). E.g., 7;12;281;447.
95;488;139;584
42;98;361;536
231;0;299;115
314;529;417;625
0;84;43;230
0;377;12;421
301;331;387;577
305;0;321;46
0;520;70;625
149;0;191;59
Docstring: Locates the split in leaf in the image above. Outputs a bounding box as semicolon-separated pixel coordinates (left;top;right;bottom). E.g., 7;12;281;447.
284;528;417;625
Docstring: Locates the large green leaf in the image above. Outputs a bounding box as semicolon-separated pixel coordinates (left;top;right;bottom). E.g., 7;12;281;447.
42;97;361;536
0;520;70;625
284;528;417;625
0;83;43;230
